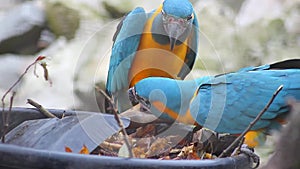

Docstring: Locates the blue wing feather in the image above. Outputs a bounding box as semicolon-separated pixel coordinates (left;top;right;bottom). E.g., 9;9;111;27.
134;60;300;133
191;69;300;134
106;7;147;94
237;59;300;72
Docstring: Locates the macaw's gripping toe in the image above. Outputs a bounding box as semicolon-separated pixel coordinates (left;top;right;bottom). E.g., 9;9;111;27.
240;144;260;169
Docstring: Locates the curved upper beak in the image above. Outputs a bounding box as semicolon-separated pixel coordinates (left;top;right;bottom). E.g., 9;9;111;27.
164;21;187;51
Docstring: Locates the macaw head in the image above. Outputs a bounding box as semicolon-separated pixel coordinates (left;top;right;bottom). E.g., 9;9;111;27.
162;0;195;50
128;77;180;110
128;76;206;114
129;76;211;123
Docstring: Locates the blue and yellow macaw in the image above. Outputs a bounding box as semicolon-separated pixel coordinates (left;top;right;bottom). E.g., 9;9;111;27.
106;0;199;111
130;59;300;147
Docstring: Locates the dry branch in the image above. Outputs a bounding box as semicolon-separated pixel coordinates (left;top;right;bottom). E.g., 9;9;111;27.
1;92;16;143
1;56;49;142
1;56;47;109
27;99;57;118
95;86;134;158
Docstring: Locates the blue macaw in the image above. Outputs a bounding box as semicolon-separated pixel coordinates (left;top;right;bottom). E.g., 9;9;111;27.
130;59;300;147
106;0;199;111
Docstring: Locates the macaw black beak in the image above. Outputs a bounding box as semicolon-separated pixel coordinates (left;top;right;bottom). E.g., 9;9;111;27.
168;23;179;51
164;21;187;51
167;22;185;51
128;87;139;105
128;87;151;109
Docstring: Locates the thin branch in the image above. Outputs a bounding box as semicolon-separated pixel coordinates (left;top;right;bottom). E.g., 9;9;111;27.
219;85;284;158
1;92;16;143
95;86;114;105
1;57;47;110
33;61;39;78
1;56;49;143
0;57;36;142
27;99;57;118
2;62;37;111
1;56;47;111
95;86;134;158
230;137;245;156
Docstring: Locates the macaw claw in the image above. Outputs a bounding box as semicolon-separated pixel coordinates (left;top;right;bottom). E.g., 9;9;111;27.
239;144;260;169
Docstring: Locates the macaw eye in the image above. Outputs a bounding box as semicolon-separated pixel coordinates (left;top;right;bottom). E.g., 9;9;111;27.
161;10;192;25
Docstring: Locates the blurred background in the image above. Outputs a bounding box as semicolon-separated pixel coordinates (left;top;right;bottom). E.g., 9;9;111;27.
0;0;299;165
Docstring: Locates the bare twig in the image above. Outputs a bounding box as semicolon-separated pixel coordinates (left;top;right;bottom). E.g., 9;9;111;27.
27;99;57;118
95;86;134;158
33;62;39;78
1;56;51;143
1;92;16;143
1;56;46;110
230;137;245;156
1;56;48;112
219;85;284;158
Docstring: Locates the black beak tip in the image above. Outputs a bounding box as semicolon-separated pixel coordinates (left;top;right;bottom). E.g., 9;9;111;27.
169;37;176;51
170;43;175;51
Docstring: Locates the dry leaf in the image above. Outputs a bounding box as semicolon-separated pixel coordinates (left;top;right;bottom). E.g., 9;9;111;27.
146;137;171;158
65;146;73;153
132;146;147;158
134;124;156;138
65;145;89;154
79;144;89;154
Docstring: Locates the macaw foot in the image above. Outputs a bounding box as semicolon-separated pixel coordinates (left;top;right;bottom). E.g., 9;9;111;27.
240;144;260;169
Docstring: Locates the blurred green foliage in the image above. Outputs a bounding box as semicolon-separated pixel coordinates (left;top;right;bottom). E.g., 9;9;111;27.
45;2;80;40
194;1;299;73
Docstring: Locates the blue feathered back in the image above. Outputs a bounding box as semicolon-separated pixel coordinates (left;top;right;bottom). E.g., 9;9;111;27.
190;69;300;134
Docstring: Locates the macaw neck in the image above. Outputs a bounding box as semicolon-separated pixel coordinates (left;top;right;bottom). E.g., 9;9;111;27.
136;77;212;125
129;7;193;87
152;79;205;114
147;78;202;124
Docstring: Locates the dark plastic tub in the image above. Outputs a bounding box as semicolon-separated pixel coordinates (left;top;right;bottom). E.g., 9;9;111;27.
0;143;252;169
0;108;254;169
0;107;75;136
